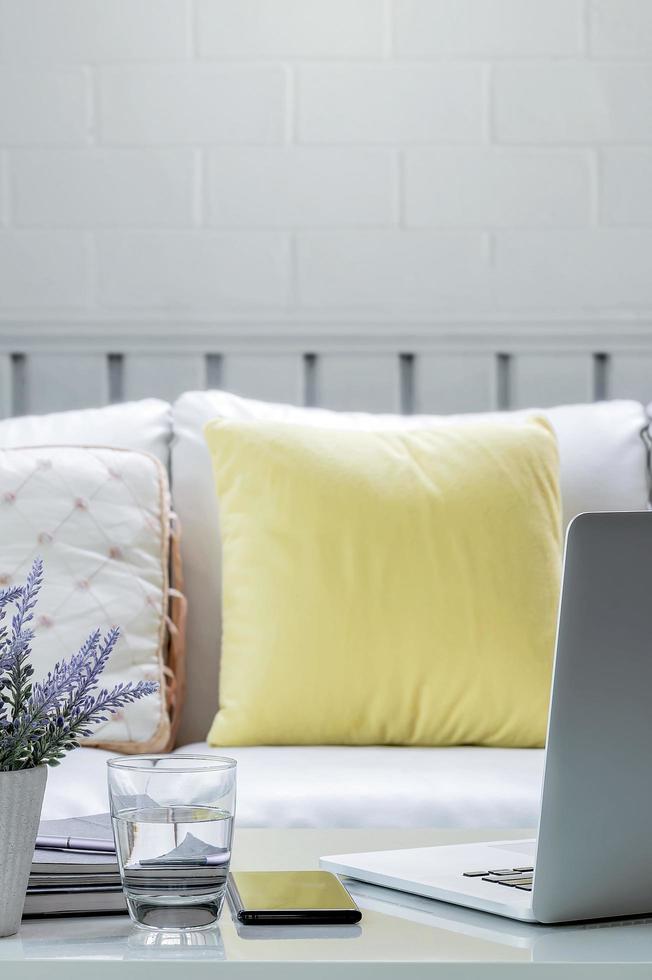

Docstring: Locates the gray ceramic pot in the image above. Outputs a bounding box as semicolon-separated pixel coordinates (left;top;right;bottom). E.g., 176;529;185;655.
0;765;47;937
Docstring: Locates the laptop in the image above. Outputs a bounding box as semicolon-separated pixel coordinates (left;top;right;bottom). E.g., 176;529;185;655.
321;512;652;924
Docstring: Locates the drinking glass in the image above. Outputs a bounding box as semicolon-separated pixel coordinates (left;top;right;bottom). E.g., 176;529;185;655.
107;754;236;930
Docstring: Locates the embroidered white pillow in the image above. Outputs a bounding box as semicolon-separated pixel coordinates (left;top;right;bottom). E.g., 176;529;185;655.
0;446;170;751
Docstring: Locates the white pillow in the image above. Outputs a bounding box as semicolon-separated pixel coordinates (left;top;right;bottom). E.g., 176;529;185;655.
0;446;171;751
0;399;171;465
172;391;650;744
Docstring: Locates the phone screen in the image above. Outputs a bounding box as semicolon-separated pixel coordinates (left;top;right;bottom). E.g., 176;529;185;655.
227;870;362;925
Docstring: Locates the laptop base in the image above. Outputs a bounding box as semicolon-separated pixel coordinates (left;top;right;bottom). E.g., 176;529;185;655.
321;839;538;923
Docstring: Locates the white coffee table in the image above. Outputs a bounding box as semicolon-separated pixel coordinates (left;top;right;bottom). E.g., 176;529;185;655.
1;828;650;979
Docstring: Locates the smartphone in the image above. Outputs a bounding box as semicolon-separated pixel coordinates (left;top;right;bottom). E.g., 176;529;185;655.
226;870;362;925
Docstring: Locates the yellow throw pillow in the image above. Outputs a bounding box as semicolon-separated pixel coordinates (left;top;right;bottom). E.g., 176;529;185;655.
205;416;561;748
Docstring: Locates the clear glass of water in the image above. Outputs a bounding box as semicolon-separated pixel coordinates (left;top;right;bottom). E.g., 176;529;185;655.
107;754;236;931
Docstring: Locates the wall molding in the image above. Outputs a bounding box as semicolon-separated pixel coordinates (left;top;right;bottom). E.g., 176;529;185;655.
0;320;652;354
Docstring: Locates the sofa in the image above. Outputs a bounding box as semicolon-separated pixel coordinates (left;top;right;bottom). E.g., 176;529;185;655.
6;392;646;830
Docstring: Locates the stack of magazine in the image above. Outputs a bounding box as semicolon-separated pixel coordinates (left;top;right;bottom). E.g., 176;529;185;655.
26;813;125;918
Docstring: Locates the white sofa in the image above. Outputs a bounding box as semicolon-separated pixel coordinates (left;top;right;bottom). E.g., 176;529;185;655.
44;745;545;828
7;393;646;830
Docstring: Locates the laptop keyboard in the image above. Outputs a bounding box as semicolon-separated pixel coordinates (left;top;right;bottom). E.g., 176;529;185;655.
462;866;533;891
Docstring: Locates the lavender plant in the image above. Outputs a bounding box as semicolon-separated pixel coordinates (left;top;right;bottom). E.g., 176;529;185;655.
0;558;157;771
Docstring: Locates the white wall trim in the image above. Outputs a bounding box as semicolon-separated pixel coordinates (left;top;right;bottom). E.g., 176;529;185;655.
1;321;652;353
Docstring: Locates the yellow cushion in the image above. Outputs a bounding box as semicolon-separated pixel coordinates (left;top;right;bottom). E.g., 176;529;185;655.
205;416;561;748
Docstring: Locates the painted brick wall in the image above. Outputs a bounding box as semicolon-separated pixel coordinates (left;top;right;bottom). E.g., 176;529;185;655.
0;0;650;322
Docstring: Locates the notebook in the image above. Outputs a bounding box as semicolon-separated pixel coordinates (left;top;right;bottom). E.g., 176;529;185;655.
25;813;124;918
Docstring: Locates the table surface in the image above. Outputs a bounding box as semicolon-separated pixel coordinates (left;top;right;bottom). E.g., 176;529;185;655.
2;828;652;979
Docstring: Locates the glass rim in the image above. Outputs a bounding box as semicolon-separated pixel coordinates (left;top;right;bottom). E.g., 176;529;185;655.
106;753;237;773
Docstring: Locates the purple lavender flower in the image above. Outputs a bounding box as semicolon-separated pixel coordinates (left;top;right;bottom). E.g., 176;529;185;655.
0;558;157;771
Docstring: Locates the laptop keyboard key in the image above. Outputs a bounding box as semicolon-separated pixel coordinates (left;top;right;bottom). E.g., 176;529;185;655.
466;866;534;891
483;874;533;884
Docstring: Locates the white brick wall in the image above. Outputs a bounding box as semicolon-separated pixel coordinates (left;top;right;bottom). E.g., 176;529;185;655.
297;66;485;144
206;148;395;227
97;232;289;310
494;64;652;144
589;0;652;58
404;149;590;227
99;66;286;144
0;69;89;145
0;0;191;62
493;231;652;310
0;232;90;307
600;150;652;225
0;0;649;321
11;149;196;227
297;231;488;309
394;0;583;57
196;0;386;59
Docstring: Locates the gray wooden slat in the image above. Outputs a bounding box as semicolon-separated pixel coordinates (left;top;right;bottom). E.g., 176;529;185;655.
509;353;594;409
123;354;206;403
413;353;496;415
25;353;110;414
221;354;303;405
316;354;401;412
0;354;12;419
608;355;652;406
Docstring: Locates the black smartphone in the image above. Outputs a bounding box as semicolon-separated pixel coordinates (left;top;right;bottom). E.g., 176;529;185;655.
226;870;362;925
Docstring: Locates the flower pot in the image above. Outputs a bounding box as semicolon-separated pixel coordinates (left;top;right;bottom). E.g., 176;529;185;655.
0;766;47;937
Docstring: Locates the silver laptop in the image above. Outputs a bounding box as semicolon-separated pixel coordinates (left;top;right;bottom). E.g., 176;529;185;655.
321;512;652;924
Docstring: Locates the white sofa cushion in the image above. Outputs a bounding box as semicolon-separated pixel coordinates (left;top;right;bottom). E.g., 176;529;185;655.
0;446;171;750
172;391;650;744
42;742;544;829
0;398;172;465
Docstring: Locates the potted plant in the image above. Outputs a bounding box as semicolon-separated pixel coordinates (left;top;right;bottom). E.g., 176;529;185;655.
0;559;156;937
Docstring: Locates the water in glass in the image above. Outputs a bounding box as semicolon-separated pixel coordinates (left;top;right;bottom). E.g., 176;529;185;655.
113;804;233;929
